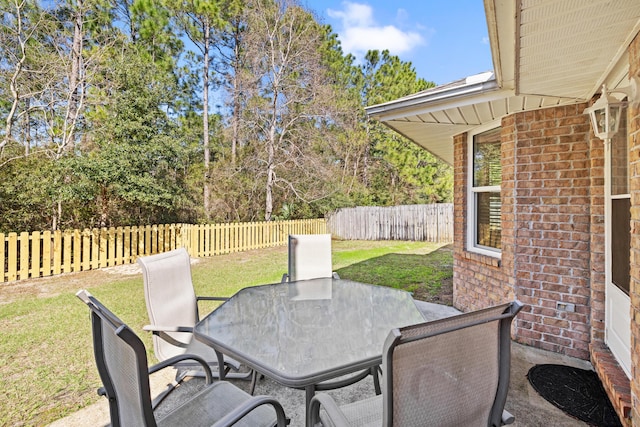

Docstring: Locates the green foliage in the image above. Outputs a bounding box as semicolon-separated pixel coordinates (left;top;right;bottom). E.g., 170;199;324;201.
360;50;452;205
71;45;199;226
0;0;453;231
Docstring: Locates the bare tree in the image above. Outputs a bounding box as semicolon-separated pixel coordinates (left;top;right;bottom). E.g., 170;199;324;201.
0;0;45;154
239;0;337;220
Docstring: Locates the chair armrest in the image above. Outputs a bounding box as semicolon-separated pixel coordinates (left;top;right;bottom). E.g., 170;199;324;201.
196;296;229;302
281;273;289;282
308;393;351;427
148;353;213;384
212;394;288;427
143;325;193;333
195;296;229;321
143;325;192;348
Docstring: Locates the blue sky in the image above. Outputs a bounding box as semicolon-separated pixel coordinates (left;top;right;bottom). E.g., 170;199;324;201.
303;0;493;86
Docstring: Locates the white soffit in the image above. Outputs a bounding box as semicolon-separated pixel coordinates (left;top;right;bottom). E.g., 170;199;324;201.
366;73;579;165
516;0;640;99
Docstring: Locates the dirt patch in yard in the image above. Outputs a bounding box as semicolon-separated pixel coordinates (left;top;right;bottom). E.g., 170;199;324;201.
412;275;453;305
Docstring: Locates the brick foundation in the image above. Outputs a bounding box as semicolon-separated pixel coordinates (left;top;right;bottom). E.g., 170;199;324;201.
592;342;632;424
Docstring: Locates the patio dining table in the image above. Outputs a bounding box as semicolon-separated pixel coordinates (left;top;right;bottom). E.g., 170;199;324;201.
194;278;427;425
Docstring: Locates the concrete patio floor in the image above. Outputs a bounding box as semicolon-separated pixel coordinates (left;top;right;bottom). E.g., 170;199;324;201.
49;340;594;427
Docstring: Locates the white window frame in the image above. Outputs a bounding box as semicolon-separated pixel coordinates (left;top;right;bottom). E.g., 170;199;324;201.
467;121;502;258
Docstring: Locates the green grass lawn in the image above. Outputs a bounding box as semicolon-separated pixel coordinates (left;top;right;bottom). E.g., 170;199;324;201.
0;240;452;426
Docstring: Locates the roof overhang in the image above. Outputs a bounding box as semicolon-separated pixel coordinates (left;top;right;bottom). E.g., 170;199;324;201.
366;72;580;165
366;0;640;166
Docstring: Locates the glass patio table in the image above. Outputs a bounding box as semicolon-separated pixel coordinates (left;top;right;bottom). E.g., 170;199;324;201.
194;278;426;424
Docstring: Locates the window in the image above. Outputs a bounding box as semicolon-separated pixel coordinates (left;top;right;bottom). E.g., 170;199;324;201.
468;126;501;256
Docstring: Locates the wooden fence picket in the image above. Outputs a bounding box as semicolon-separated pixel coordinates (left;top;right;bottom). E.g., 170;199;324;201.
82;229;91;271
8;233;17;282
0;232;5;282
32;231;41;278
53;231;62;275
326;204;453;242
0;209;450;283
20;231;29;280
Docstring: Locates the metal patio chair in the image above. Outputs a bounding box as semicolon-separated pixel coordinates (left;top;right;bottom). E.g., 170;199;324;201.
76;289;288;427
309;300;524;427
138;248;252;400
282;234;340;282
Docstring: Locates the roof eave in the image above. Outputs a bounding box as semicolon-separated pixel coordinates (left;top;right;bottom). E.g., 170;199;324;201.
366;77;501;119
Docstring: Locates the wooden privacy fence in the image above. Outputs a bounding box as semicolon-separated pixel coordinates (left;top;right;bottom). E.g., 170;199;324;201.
1;219;326;283
327;204;453;242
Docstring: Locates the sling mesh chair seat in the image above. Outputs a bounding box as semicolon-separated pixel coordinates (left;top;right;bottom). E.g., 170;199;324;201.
282;234;340;282
76;289;288;427
138;247;252;400
309;300;524;427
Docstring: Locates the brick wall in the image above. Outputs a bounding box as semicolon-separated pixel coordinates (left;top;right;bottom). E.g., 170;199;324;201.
453;104;592;359
628;31;640;427
511;104;593;359
589;126;606;345
452;35;640;425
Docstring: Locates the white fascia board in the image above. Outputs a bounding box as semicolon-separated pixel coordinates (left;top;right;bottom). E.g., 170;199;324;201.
367;77;499;117
367;85;513;123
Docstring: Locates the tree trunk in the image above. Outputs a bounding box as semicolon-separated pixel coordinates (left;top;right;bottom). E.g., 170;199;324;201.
64;0;84;153
231;24;241;165
203;19;211;220
265;121;276;221
2;2;27;152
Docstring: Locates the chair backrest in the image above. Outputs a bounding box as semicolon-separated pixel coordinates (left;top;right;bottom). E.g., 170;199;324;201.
382;301;523;427
76;290;157;427
288;234;333;281
138;248;197;361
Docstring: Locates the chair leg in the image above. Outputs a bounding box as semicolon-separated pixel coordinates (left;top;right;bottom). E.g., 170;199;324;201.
372;365;382;395
249;370;258;395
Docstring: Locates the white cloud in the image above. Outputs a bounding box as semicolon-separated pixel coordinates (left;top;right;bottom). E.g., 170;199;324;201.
327;1;425;60
341;26;423;55
327;2;374;27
